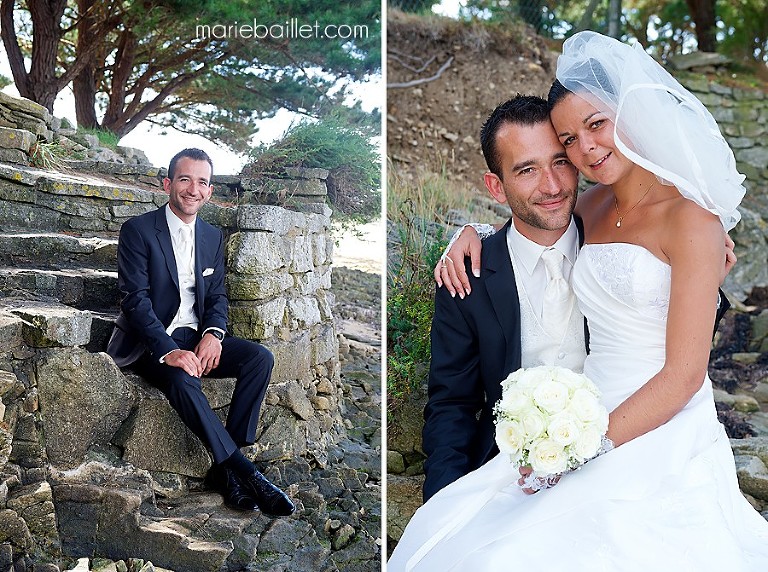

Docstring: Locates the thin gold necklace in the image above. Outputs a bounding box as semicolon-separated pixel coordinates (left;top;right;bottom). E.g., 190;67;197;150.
614;183;655;228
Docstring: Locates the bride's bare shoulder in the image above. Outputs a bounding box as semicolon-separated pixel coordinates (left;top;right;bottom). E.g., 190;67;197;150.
661;193;723;255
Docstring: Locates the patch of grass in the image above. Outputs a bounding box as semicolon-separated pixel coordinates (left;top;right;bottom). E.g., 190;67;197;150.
29;141;68;170
244;115;380;225
386;166;477;400
77;126;120;149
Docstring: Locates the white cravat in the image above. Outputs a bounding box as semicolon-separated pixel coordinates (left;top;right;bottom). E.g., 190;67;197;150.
540;248;574;339
165;205;198;335
506;218;578;320
178;225;194;274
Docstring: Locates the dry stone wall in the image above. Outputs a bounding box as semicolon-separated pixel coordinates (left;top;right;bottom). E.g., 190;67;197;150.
675;72;768;301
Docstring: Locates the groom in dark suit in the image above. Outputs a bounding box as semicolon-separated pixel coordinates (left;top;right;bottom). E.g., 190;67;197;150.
422;96;732;502
107;148;294;516
422;96;584;501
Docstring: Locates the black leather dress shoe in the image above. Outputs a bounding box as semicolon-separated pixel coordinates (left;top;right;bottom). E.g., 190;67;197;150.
240;470;295;516
205;466;258;512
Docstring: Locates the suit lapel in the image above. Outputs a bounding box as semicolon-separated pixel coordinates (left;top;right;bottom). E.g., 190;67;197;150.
482;220;522;376
573;215;591;353
154;207;180;291
194;218;206;315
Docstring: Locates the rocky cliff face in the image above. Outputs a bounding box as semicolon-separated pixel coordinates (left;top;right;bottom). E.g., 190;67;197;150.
0;91;381;571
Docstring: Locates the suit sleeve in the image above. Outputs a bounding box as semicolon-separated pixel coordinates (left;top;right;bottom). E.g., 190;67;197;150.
713;287;730;337
117;220;178;360
201;227;228;332
422;281;485;502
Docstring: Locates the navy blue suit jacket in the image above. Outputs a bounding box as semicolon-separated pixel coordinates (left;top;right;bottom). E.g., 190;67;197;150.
107;206;228;367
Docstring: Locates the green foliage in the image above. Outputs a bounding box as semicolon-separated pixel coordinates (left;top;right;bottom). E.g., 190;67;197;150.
389;0;438;13
244;115;380;223
428;0;767;63
0;75;11;89
462;0;558;35
387;224;445;400
719;0;768;64
386;169;477;399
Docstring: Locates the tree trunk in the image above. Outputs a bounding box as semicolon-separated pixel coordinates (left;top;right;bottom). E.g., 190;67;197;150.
27;0;68;111
73;0;100;128
575;0;603;33
608;0;622;38
685;0;717;52
102;29;137;130
1;0;31;97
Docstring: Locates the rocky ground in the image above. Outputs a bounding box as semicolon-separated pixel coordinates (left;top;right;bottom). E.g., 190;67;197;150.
54;265;383;572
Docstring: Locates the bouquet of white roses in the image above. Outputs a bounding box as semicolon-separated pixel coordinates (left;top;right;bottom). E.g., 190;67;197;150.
494;365;610;481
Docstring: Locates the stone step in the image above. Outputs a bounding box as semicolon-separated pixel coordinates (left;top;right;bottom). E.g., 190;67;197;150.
0;266;119;312
53;483;233;572
0;232;117;269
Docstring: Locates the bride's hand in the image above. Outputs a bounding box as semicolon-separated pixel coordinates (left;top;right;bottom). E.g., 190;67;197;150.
721;231;736;285
434;226;483;298
518;466;561;494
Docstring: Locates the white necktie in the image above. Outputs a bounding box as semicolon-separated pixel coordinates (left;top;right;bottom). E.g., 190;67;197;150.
540;248;573;339
179;225;194;274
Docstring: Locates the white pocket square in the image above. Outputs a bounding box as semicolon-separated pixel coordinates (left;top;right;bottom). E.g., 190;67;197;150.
202;267;215;277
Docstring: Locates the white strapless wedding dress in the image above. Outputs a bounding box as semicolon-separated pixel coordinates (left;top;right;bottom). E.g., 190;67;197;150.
389;243;768;571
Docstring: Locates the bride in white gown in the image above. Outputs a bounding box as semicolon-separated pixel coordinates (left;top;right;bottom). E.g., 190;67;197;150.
389;32;768;571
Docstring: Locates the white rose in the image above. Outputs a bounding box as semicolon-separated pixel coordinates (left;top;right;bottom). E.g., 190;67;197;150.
495;419;525;460
515;367;550;392
499;385;533;416
568;388;605;424
519;408;547;440
547;411;581;446
532;379;569;414
529;437;569;475
572;425;604;461
501;369;525;391
554;368;589;392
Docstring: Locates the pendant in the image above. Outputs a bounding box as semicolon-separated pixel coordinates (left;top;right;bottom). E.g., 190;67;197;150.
616;219;622;228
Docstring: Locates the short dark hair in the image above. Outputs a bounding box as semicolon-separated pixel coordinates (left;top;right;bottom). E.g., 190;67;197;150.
480;95;550;179
168;148;214;182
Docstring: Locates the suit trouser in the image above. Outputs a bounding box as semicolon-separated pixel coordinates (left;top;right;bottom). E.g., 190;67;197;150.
133;327;273;464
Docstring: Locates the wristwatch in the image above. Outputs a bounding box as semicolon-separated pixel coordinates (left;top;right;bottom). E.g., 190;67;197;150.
208;329;225;341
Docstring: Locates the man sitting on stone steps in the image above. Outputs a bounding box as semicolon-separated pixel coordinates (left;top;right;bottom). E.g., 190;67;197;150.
106;147;294;516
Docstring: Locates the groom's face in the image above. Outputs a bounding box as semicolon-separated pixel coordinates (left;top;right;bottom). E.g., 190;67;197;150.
483;120;578;244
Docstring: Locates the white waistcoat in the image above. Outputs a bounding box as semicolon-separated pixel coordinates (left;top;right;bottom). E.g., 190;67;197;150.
510;250;587;373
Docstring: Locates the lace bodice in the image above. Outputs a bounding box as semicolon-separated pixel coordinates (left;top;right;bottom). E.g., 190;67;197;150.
577;243;671;321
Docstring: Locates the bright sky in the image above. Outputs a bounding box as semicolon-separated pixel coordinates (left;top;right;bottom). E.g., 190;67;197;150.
432;0;464;18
